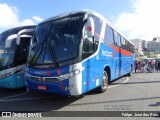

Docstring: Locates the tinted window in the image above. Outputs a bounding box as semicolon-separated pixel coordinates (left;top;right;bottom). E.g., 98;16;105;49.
114;31;121;47
129;43;134;53
0;39;16;70
83;19;94;54
28;15;84;68
125;40;130;51
121;37;126;49
104;24;114;45
82;14;102;60
15;37;31;66
88;14;102;42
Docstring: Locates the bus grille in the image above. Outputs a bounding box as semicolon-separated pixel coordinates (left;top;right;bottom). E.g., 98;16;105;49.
29;76;59;82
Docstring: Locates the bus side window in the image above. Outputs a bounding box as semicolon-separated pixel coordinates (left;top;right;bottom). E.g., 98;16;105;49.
132;45;135;53
125;40;130;51
83;33;94;53
121;37;126;49
87;14;102;50
104;25;114;45
82;14;102;59
129;43;133;52
114;31;121;47
88;14;102;42
15;37;31;66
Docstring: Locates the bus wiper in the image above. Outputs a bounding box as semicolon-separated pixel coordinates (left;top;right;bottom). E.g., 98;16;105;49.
30;35;47;67
48;39;59;68
46;25;59;68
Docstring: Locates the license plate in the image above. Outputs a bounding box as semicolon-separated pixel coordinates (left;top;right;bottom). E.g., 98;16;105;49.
37;85;46;90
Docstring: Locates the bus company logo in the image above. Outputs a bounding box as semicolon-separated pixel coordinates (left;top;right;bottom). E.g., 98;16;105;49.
34;71;47;76
102;50;114;58
33;71;51;76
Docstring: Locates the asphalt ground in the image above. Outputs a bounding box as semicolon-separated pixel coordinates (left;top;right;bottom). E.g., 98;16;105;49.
0;72;160;119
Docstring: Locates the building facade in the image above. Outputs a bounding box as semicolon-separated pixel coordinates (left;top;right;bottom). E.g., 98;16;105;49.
147;37;160;53
130;39;147;55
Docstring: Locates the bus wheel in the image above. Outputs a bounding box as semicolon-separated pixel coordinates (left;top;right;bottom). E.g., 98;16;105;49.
26;88;32;94
98;71;108;93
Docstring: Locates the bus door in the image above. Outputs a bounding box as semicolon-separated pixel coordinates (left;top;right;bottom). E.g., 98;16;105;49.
82;15;102;92
115;59;119;78
115;49;123;78
14;29;35;87
114;31;122;78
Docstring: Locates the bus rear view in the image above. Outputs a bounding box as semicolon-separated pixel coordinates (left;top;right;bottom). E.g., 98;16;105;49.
25;10;135;96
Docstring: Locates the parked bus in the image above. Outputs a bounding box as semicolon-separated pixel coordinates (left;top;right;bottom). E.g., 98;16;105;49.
0;26;36;88
25;10;135;96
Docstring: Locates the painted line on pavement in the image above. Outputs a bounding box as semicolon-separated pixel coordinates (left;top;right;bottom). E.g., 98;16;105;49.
135;76;154;80
0;92;27;100
0;96;59;102
108;77;129;89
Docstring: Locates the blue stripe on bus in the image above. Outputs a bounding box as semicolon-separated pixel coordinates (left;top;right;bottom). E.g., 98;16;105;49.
0;73;25;88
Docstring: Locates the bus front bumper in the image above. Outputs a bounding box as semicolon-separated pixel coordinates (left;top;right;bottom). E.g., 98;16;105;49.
25;77;71;96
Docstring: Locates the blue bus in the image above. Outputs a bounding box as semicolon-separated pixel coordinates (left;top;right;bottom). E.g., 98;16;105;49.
0;26;36;88
25;10;135;96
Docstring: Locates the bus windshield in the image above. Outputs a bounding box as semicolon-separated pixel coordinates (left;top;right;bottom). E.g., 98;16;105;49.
27;15;84;69
0;30;17;71
0;39;16;71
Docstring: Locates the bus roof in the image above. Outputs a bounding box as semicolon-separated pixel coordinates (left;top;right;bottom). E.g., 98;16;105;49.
0;25;36;46
0;25;36;35
39;9;134;46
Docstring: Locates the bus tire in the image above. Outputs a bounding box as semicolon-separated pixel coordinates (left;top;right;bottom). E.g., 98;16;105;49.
27;88;32;94
98;71;108;93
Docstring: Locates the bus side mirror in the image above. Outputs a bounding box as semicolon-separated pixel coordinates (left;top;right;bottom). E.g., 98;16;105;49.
5;34;17;48
83;17;95;53
17;29;35;45
18;34;32;44
86;17;95;38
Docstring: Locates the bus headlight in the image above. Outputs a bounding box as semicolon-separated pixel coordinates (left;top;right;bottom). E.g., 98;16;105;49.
74;69;80;75
68;72;74;78
59;67;84;80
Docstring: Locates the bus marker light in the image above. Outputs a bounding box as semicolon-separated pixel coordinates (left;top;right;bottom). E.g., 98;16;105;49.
87;26;92;31
84;81;88;85
96;79;99;86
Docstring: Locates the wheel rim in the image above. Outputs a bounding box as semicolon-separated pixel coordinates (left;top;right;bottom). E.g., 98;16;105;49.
102;72;108;89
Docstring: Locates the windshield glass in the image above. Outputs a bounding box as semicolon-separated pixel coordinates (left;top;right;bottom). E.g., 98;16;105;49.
0;39;16;70
0;30;17;71
27;14;84;68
